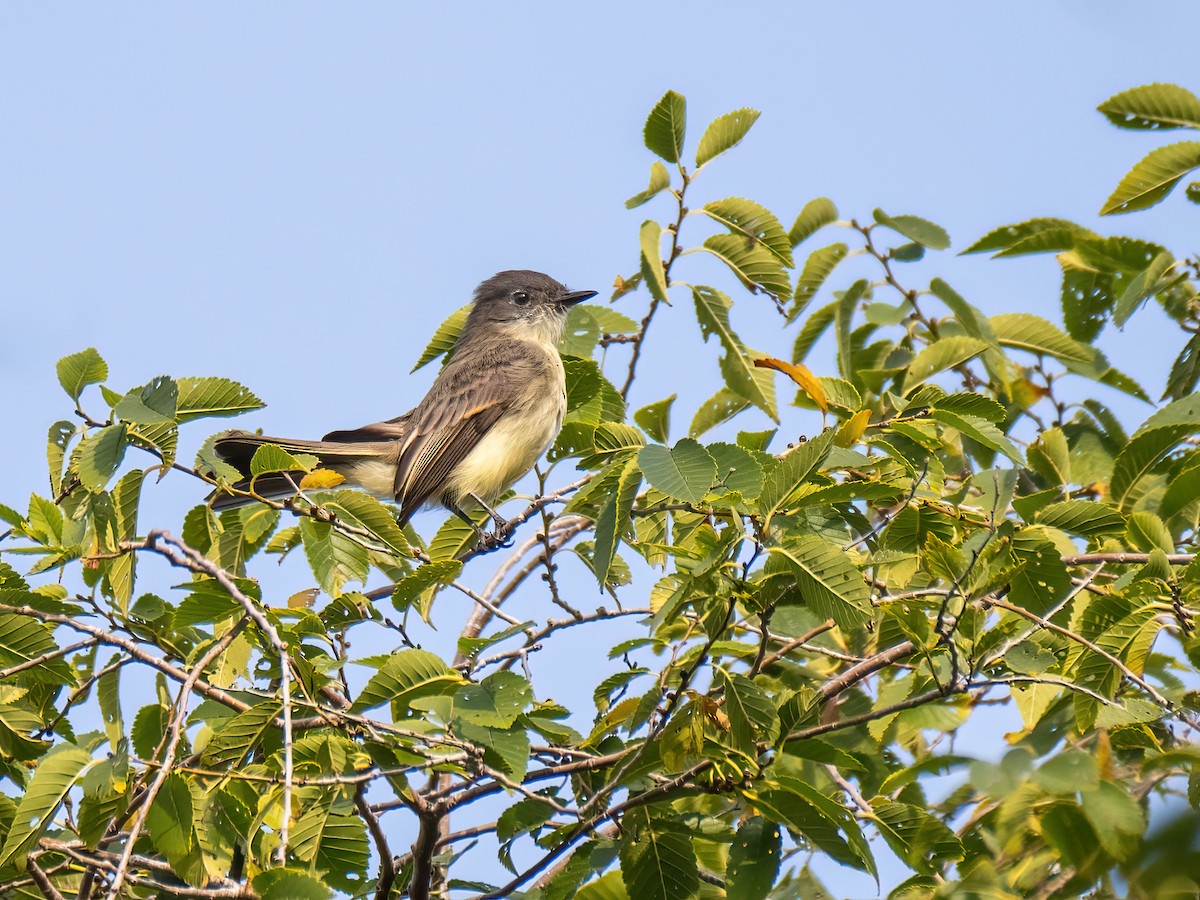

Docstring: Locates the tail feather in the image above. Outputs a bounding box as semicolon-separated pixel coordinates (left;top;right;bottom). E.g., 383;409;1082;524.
207;430;398;510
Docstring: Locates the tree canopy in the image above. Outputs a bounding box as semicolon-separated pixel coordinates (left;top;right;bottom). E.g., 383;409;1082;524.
2;82;1200;899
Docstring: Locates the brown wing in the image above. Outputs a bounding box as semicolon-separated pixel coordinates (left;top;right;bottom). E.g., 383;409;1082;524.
392;341;543;520
322;411;414;444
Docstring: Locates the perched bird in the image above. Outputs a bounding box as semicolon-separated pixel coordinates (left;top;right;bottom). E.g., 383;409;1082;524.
210;270;596;545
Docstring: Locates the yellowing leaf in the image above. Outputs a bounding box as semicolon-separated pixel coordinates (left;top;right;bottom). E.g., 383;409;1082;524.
288;588;320;609
299;469;346;490
754;357;827;413
835;409;871;447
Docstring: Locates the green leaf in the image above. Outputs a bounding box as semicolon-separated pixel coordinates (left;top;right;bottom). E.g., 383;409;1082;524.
619;816;700;900
351;648;464;714
789;198;838;247
902;337;990;392
625;161;671;209
1111;394;1200;508
757;430;835;520
322;490;410;559
962;217;1093;255
1101;140;1200;214
708;441;764;500
689;388;750;439
56;348;107;402
640;220;670;305
1033;499;1126;536
1098;82;1200;131
693;285;778;419
389;559;461;612
115;375;178;425
298;517;369;597
719;668;780;752
175;377;264;421
930;409;1022;463
201;702;280;767
873;209;950;250
869;799;963;874
726;817;781;900
559;305;640;359
253;869;332;900
637;439;716;504
643;90;687;164
768;535;872;631
592;456;642;587
634;395;675;444
750;774;876;875
700;233;792;301
412;303;470;371
455;671;533;727
455;720;530;777
700;197;792;266
0;744;93;868
695;107;760;167
77;424;127;492
1114;250;1177;326
97;653;124;746
1080;780;1146;862
146;773;195;863
250;444;317;476
989;313;1095;365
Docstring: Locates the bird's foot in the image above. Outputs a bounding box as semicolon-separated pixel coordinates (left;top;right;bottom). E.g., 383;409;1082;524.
474;526;515;552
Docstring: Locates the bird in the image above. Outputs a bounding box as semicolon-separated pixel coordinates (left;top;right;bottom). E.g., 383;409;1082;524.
209;270;597;546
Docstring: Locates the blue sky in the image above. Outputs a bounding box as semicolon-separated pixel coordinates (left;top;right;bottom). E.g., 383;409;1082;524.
2;3;1197;894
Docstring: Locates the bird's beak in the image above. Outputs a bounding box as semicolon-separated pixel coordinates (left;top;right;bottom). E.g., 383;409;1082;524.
557;289;597;309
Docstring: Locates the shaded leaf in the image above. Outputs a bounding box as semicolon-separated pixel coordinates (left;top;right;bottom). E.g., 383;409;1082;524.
696;107;760;167
644;90;686;164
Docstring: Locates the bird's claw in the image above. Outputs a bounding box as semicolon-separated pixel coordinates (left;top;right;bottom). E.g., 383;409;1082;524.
475;527;515;552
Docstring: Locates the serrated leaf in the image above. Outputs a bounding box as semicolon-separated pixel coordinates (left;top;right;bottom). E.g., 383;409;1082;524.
790;244;847;322
902;337;990;392
700;197;792;266
930;409;1022;463
989;313;1095;365
727;817;781;900
625;161;671;209
1033;499;1126;536
619;817;700;900
869;799;963;874
643;90;686;164
962;217;1093;255
757;430;835;520
77;425;127;492
789;198;838;247
708;441;764;500
1098;82;1200;131
146;772;194;862
695;107;759;167
351;648;464;714
693;286;778;420
719;668;780;752
634;395;675;444
1114;250;1177;326
56;348;108;402
0;745;93;868
873;209;950;250
250;444;318;476
114;375;178;425
175;377;264;421
637;439;715;504
592;456;642;586
1101;140;1200;214
768;536;871;630
412;303;471;371
298;517;369;596
701;233;792;301
689;388;751;438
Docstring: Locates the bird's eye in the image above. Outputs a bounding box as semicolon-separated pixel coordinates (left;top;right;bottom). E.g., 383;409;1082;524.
512;291;530;306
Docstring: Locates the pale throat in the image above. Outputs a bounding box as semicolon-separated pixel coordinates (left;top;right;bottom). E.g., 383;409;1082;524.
497;311;567;348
